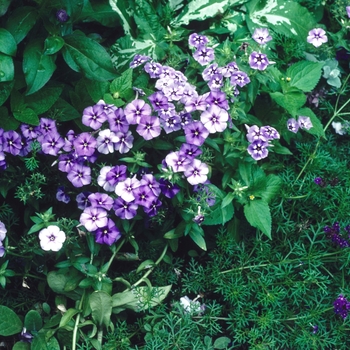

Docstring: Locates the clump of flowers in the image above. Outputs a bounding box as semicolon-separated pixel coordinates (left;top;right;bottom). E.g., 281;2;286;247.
0;221;7;257
287;116;313;133
333;294;350;319
324;222;350;248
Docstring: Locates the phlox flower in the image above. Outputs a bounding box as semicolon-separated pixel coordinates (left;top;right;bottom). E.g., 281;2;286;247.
230;71;250;87
205;91;229;110
80;207;108;232
114;130;134;154
287;118;299;133
247;140;269;160
0;221;7;241
184;121;209;146
76;192;92;210
3;130;22;156
159;179;180;198
249;52;269;71
56;186;70;203
188;33;209;48
165;151;192;173
193;45;215;66
160;115;182;134
298;116;313;130
113;197;138;219
347;6;350;18
107;108;129;133
129;54;150;68
40;131;65;156
252;28;272;45
88;192;114;211
245;125;267;142
184;159;209;185
200;105;228;133
136;115;161;141
67;163;91;188
115;176;141;202
95;219;121;246
307;28;328;48
144;62;163;78
96;129;118;154
82;104;107;130
124;99;152;125
39;225;66;252
73;132;97;157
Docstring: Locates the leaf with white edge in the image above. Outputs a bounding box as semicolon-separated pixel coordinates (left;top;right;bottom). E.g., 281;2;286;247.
171;0;244;26
297;107;325;138
89;290;112;328
287;61;324;92
244;199;272;239
246;0;315;39
109;0;135;36
189;224;207;251
0;305;23;336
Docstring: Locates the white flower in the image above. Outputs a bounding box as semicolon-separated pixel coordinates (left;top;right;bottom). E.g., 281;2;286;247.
332;122;346;135
39;225;66;252
179;296;203;314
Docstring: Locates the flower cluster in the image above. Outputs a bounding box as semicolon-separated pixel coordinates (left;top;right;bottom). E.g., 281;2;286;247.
245;124;280;160
323;222;350;248
333;294;350;319
189;33;215;66
0;221;7;257
314;176;339;187
287;116;313;133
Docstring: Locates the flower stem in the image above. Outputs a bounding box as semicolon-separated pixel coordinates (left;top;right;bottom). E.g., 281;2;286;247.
72;290;85;350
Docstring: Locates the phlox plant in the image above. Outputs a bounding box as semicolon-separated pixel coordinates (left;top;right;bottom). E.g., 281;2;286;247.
0;0;350;349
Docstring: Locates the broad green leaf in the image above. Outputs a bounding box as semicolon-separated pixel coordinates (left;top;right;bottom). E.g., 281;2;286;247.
24;310;42;332
13;342;30;350
81;2;120;28
244;199;272;239
270;91;306;116
287;61;324;92
203;200;234;226
0;107;19;130
0;28;16;56
0;52;14;82
89;290;113;328
297;107;325;138
47;269;83;300
260;174;282;203
246;0;315;38
49;98;80;121
0;81;14;106
272;142;293;155
25;86;63;114
5;6;38;44
0;0;12;17
23;39;56;95
58;308;80;328
213;336;231;349
62;33;117;81
13;107;39;125
86;80;110;103
221;192;235;209
0;305;23;336
44;36;65;55
110;68;132;99
172;0;244;26
31;332;48;350
189;224;207;251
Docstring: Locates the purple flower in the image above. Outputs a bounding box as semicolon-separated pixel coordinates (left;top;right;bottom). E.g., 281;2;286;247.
188;33;208;48
106;165;128;188
37;118;57;138
298;116;313;130
159;179;180;198
287;118;299;133
334;294;350;319
21;124;39;140
144;62;163;78
260;126;280;140
193;45;215;66
311;325;318;334
0;241;5;258
230;71;251;87
201;105;228;133
184;159;209;185
130;54;151;68
108;108;129;133
58;153;76;173
179;143;202;160
245;125;267;142
76;191;92;210
95;219;121;246
205;91;229;110
140;174;161;197
56;9;69;22
73;132;97;157
143;198;162;217
0;221;7;242
160;114;182;134
247;140;269;160
63;130;76;152
124;99;152;125
307;28;328;48
208;74;224;90
134;186;157;208
252;28;272;45
114;130;134;154
96;129;118;154
96;99;117;116
324;223;349;247
136;115;161;141
163;81;185;102
115;176;141;202
56;186;71;203
3;130;22;156
249;52;269;71
221;62;239;77
185;95;208;113
67;163;91;188
165;151;192;173
314;177;325;186
193;214;205;225
347;6;350;18
193;182;216;206
88;192;114;211
148;92;169;111
82;104;107;130
40;131;65;156
80;207;108;232
113;197;138;219
184;121;209;146
202;63;221;81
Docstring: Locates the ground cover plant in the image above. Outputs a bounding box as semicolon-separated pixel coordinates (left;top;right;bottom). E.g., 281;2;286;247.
0;0;350;349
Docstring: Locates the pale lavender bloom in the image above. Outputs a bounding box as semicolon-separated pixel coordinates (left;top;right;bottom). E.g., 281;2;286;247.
298;116;313;130
0;151;6;170
40;131;65;156
249;52;269;70
58;153;76;173
245;125;267;142
160;115;182;134
39;225;66;251
63;130;76;152
307;28;328;47
155;76;171;91
184;121;209;146
165;151;192;173
201;105;229;133
148;91;169;111
3;130;22;156
163;81;184;101
184;159;209;185
88;192;114;211
247;140;269;160
159;66;176;79
230;71;251;87
205;91;229;110
114;130;134;154
96;99;117;117
0;221;7;241
159;178;180;198
96;129;118;154
0;241;5;257
221;62;239;77
82;104;107;130
106;165;128;188
287;118;299;133
157;103;176;119
95;219;121;245
208;74;224;90
113;197;138;219
115;176;141;202
134;186;157;208
260;126;280;140
136;115;161;140
144;62;163;78
130;54;151;68
73;132;97;157
179;143;202;160
143;198;162;217
21;124;38;140
185;95;208;113
173;70;187;84
67;163;91;188
180;84;198;104
252;28;272;45
193;45;215;66
188;33;209;48
347;6;350;18
80;207;108;232
97;166;115;192
56;186;70;203
140;174;161;197
124;99;152;125
37;118;57;138
108;108;129;133
76;191;92;210
202;63;221;81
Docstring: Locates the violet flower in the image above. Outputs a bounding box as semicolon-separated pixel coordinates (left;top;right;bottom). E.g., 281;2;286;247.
185;95;208;113
143;198;162;217
298;116;313;130
148;91;169;111
21;124;39;140
249;52;269;71
184;121;209;146
124;99;152;125
113;197;138;219
165;151;192;173
260;126;280;140
208;74;224;90
40;131;65;156
56;9;69;22
114;130;134;154
230;71;251;87
144;62;163;78
247;140;269;160
106;165;128;188
140;174;161;197
179;143;202;160
37;118;57;138
252;28;272;45
221;62;239;77
184;159;209;185
205;91;229;110
76;191;92;210
108;108;129;133
160;115;182;134
202;63;221;81
134;186;157;208
163;81;185;102
94;219;121;245
200;105;228;133
67;163;91;188
56;186;71;203
246;125;267;142
193;45;215;66
82;104;107;130
80;207;108;232
73;132;97;157
159;179;180;198
334;294;350;319
88;192;114;211
115;176;141;202
287;118;299;133
96;129;118;155
307;28;328;48
58;153;76;173
347;6;350;18
130;54;151;68
3;130;22;156
136;115;161;141
189;33;209;48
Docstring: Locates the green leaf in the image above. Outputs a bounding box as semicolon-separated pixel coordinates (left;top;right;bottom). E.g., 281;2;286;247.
213;336;231;349
0;305;23;336
25;86;63;114
109;0;135;36
136;260;155;273
24;310;42;332
89;290;112;328
297;107;325;138
0;81;14;106
62;33;117;81
23;39;56;95
287;61;324;92
0;52;14;82
49;98;80;121
272;142;293;155
86;80;110;103
203;202;234;226
44;36;65;55
58;308;80;328
31;332;48;350
244;199;272;239
0;106;19;130
270;91;306;116
13;107;39;125
13;342;31;350
0;29;17;56
221;192;235;209
260;174;282;203
5;6;38;44
189;224;207;251
110;69;133;99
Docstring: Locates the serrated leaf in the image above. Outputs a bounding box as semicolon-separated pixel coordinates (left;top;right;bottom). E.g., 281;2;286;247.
110;69;132;98
23;39;56;95
89;291;112;328
244;199;271;239
62;32;117;81
260;174;282;203
86;80;110;103
0;28;17;56
287;61;324;92
297;107;325;138
0;305;23;336
0;52;14;82
203;201;234;226
270;91;306;116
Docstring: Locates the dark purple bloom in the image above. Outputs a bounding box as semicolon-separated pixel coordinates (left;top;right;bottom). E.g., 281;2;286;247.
67;163;91;188
130;54;151;68
333;294;350;319
82;104;107;130
252;28;272;45
205;91;229;110
144;62;163;78
140;174;161;197
314;177;325;186
193;214;205;225
324;222;349;247
136;115;161;140
193;45;215;66
76;191;92;210
73;132;97;157
230;71;250;87
80;206;108;232
20;328;33;343
143;198;162;217
95;219;121;246
193;182;216;206
21;124;39;140
3;130;22;156
179;143;202;160
108;108;129;133
56;9;69;22
287;118;299;133
249;52;269;70
56;186;70;203
311;325;318;334
184;121;209;146
113;197;138;219
148;91;169;111
106;165;128;188
38;118;57;138
134;186;157;208
40;131;65;156
124;99;152;125
96;99;117;117
160;115;182;134
58;153;76;173
247;139;269;160
159;179;180;198
88;192;114;211
189;33;209;48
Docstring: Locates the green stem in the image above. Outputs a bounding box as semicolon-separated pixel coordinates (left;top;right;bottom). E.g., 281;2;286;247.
103;238;126;274
97;327;103;347
72;290;85;350
14;273;46;281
